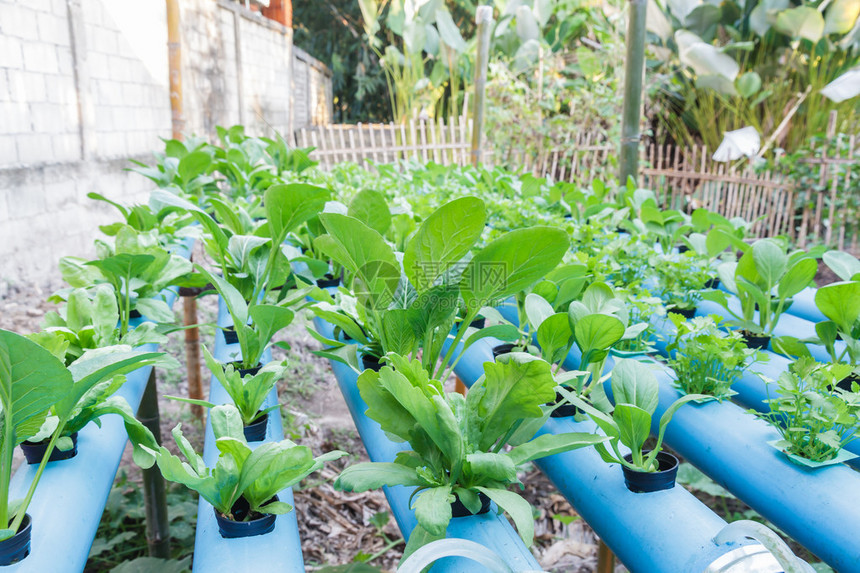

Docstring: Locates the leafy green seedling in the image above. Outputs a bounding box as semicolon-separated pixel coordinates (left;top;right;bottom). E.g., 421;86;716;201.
563;359;708;472
145;405;345;521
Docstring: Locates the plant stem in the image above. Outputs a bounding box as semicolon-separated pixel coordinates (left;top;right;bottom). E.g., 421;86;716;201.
0;410;13;529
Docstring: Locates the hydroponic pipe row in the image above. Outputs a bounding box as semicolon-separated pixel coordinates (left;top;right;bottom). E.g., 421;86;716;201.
190;297;305;573
495;303;860;572
4;238;194;572
313;317;544;573
443;335;758;573
646;308;860;468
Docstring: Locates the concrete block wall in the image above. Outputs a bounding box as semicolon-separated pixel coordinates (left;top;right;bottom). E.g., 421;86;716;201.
0;0;333;287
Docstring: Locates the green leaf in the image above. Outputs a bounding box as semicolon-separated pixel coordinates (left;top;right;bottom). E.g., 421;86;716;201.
317;214;400;311
777;258;817;299
335;462;426;492
825;0;860;34
435;8;467;52
403;197;486;293
411;485;453;536
469;355;557;450
264;183;329;244
611;359;659;414
752;239;787;288
613;404;652;454
0;330;74;441
774;6;825;42
348;189;392;236
134;298;175;324
815;282;860;333
475;487;535;545
525;293;554;330
461;227;569;311
465;452;517;481
177;151;211;182
536;313;574;364
573;314;625;365
823;250;860;281
736;71;762;98
507;432;609;465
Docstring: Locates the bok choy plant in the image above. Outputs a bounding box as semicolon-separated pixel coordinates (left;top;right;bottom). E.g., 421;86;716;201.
310;196;568;380
166;346;287;427
702;238;818;337
0;329;165;540
562;359;707;472
145;404;345;522
334;353;607;558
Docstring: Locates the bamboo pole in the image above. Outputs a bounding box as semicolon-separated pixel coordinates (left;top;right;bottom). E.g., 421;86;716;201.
470;6;493;167
618;0;648;185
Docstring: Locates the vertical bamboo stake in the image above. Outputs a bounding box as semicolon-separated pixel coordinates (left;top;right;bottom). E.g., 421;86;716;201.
618;0;648;185
470;6;493;167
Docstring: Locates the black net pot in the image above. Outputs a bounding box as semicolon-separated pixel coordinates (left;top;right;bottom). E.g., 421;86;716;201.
704;277;721;289
361;354;383;372
223;326;239;345
129;309;143;319
621;451;679;493
491;343;517;360
739;330;770;350
243;412;268;442
237;364;262;377
666;305;696;319
549;391;580;418
21;432;78;465
0;514;32;565
836;373;860;392
315;273;341;288
215;496;278;539
451;492;492;518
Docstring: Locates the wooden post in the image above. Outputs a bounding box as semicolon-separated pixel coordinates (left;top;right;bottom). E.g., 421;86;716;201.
470;6;493;167
139;370;170;557
597;539;615;573
618;0;648;185
455;376;467;396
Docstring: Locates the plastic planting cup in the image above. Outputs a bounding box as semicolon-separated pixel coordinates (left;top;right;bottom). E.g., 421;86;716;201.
243;412;268;442
0;514;31;565
451;492;491;518
20;432;78;465
214;496;278;539
621;451;679;493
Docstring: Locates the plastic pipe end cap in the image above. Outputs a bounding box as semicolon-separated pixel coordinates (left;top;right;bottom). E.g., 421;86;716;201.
705;544;784;573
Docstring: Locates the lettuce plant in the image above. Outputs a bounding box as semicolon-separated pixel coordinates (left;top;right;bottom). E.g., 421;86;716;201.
563;359;707;472
87;192;199;247
703;239;818;336
0;329;165;540
650;253;712;311
756;359;860;465
666;315;762;399
335;353;606;557
145;405;345;522
167;346;287;427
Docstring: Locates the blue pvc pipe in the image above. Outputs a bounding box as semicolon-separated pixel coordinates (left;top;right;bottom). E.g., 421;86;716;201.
316;321;543;572
4;246;195;573
191;297;305;573
496;301;860;570
445;336;749;573
646;315;860;469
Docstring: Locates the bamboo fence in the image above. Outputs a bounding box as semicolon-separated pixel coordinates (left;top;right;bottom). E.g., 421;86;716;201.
296;119;859;252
